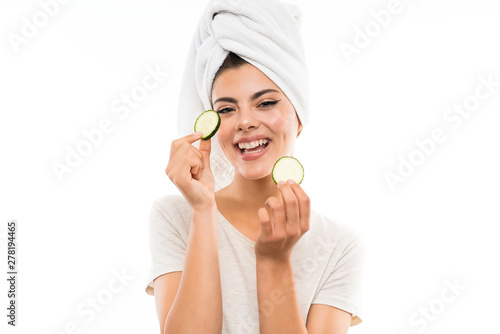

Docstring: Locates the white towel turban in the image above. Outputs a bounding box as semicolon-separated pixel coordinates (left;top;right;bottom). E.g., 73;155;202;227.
176;0;310;190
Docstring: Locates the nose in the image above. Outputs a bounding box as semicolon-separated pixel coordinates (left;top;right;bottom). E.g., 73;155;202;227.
235;105;259;132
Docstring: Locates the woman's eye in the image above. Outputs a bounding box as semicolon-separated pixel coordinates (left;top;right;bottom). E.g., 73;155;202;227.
259;99;281;108
216;107;234;114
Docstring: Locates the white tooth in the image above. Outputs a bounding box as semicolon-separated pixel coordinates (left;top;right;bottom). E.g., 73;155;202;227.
238;139;269;150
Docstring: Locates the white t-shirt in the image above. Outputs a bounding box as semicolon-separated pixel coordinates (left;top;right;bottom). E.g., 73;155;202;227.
145;194;365;332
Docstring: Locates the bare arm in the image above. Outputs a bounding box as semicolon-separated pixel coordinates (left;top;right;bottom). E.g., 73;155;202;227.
255;257;352;334
153;132;222;333
255;180;309;333
256;256;307;333
153;272;181;332
163;206;222;333
255;180;353;333
306;304;351;333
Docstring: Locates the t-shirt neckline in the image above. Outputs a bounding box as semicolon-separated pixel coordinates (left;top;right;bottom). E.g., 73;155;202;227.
216;208;256;247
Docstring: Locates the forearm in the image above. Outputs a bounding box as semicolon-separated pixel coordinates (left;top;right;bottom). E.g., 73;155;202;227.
164;205;222;333
256;256;307;334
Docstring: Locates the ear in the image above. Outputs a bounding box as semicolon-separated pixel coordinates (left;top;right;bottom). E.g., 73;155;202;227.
297;121;303;137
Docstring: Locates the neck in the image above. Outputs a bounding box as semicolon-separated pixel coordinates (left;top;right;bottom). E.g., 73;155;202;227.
220;173;282;208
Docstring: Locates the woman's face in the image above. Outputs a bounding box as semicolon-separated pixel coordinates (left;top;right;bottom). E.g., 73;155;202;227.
211;63;302;181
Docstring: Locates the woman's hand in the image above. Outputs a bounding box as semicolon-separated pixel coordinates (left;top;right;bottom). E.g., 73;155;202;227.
165;132;216;211
255;179;311;262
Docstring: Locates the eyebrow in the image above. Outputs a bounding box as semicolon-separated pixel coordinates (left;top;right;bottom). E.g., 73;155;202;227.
212;88;280;106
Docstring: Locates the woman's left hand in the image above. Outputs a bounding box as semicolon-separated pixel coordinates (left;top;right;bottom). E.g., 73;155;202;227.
255;179;311;262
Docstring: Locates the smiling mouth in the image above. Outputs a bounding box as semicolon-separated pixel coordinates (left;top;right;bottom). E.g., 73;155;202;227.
236;138;270;155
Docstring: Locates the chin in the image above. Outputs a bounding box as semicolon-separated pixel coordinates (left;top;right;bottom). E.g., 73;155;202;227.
238;166;273;181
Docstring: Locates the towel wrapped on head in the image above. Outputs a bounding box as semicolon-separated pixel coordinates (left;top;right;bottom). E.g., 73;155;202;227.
176;0;310;190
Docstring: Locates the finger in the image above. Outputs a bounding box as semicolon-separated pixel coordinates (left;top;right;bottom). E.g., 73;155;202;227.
277;181;300;236
287;180;311;232
257;207;273;238
189;131;204;142
169;146;204;177
191;146;204;161
266;196;286;237
168;142;203;170
170;154;202;185
190;163;200;180
170;132;203;160
187;149;205;180
198;137;212;168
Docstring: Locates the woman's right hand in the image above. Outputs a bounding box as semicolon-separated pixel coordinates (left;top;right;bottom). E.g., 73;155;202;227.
165;132;216;211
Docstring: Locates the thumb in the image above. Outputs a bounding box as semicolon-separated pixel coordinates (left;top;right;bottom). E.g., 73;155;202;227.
258;207;273;237
198;137;212;168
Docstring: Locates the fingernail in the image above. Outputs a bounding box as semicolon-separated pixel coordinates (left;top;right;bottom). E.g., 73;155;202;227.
277;181;285;187
287;179;295;185
195;131;203;136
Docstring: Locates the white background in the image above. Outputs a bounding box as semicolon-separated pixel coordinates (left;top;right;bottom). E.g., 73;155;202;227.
1;0;499;333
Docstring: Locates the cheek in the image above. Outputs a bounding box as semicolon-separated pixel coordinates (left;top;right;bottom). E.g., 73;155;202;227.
266;108;298;136
216;117;230;138
215;119;234;152
265;114;283;131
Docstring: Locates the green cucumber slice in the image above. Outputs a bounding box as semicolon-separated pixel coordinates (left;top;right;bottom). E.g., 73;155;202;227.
272;156;304;185
194;110;221;140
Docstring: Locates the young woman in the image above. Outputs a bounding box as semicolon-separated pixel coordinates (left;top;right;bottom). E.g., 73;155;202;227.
145;1;364;333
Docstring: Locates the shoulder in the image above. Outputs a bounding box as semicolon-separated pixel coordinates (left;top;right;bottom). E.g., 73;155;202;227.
310;208;364;244
148;194;192;233
307;208;365;258
151;193;191;216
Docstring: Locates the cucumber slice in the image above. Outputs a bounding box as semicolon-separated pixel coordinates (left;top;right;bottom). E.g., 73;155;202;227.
194;110;221;140
272;156;304;185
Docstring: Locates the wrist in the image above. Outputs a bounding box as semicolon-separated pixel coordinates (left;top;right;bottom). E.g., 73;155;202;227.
256;253;292;268
192;202;217;221
192;198;217;213
193;206;217;216
256;255;295;287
